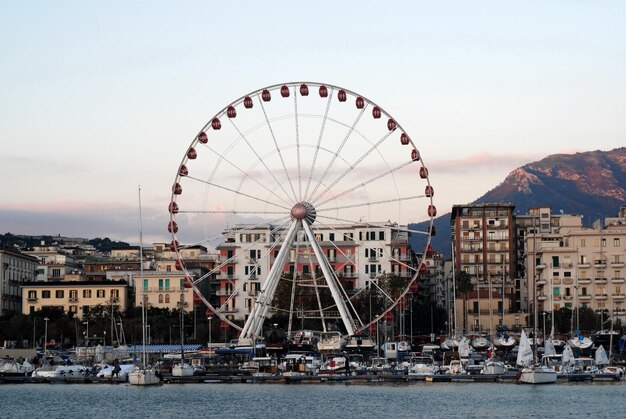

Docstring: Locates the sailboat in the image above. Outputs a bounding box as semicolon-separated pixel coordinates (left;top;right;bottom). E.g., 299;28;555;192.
517;330;556;384
172;294;194;377
129;186;160;386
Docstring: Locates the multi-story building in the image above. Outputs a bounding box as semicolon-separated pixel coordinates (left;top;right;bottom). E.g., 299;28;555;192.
451;203;518;332
215;222;414;321
133;270;194;312
25;242;78;281
21;277;129;319
0;246;38;315
524;206;626;325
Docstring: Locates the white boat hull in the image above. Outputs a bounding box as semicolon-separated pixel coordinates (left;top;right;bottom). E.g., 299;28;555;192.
128;368;160;386
518;365;557;384
172;364;194;377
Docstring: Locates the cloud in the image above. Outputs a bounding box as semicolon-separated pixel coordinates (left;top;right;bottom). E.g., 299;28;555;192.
427;152;544;174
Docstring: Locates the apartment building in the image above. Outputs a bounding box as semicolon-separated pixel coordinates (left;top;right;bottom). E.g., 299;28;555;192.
1;246;39;315
215;222;415;321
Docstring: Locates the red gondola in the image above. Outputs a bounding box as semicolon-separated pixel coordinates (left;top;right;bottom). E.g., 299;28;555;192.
319;85;328;97
262;89;271;101
355;96;365;109
300;84;309;96
419;167;428;179
243;96;253;108
426;244;434;258
281;85;290;97
387;119;396;131
338;89;347;102
411;149;420;161
172;183;182;195
168;221;178;233
428;205;437;217
425;185;434;197
372;106;381;118
187;147;197;160
169;240;180;251
211;118;221;130
198;132;208;144
179;165;188;176
168;201;179;214
227;106;236;118
400;133;410;145
183;276;193;288
175;259;183;271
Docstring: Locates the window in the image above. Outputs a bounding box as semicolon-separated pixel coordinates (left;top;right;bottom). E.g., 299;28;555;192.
553;287;560;295
180;278;184;289
565;288;571;296
462;220;469;229
581;287;587;296
552;256;560;268
69;306;77;314
601;238;607;247
28;290;37;299
580;239;586;247
164;294;170;303
69;290;78;299
379;231;385;240
83;290;92;298
329;233;335;241
52;268;61;278
158;279;164;290
110;289;119;299
143;279;148;291
165;278;170;290
166;265;172;272
614;238;620;247
55;290;64;298
97;289;105;298
158;294;164;303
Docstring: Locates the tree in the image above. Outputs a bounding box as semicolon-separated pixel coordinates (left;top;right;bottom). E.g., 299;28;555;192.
455;271;474;334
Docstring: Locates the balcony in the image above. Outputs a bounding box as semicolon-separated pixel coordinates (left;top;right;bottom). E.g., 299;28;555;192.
611;277;625;284
561;263;573;269
613;294;625;300
368;256;379;262
611;262;625;268
536;279;547;286
562;277;573;285
578;278;591;284
27;297;38;302
68;297;79;302
216;289;237;296
553;294;562;300
342;272;358;279
553;278;562;284
594;278;608;285
595;294;608;300
538;294;547;301
563;295;573;300
222;307;239;313
578;263;591;268
147;287;184;293
217;274;237;280
579;295;592;301
247;289;259;297
594;261;607;268
536;264;546;270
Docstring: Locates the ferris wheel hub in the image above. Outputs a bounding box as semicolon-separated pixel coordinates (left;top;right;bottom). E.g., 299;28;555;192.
291;202;317;224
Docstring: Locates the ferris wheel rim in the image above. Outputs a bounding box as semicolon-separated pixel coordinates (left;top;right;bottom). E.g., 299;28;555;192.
168;81;436;335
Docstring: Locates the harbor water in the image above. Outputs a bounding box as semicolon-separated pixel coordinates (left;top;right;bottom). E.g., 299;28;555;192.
1;381;624;418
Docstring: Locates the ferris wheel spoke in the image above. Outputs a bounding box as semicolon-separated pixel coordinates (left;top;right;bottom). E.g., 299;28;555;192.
310;129;394;204
185;175;291;211
200;142;293;208
303;89;334;202
258;96;299;203
316;195;425;213
190;217;292;286
179;209;285;216
314;213;430;237
314;160;415;207
293;86;303;201
306;106;367;203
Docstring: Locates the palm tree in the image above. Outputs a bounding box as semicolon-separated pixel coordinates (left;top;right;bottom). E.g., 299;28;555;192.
455;271;473;334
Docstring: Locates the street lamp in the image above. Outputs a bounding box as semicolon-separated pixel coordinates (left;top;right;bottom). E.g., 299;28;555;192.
207;316;213;348
43;317;50;356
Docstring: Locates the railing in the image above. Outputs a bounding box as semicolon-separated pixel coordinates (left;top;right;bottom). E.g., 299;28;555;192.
578;263;591;268
613;294;625;299
68;297;79;302
538;294;547;301
579;295;592;300
27;297;38;302
578;278;591;284
563;278;573;284
536;279;547;286
611;262;625;267
368;256;379;262
145;287;185;293
215;289;236;296
342;272;358;279
217;274;237;280
594;278;608;284
611;277;625;283
247;290;259;297
595;294;608;300
594;262;607;268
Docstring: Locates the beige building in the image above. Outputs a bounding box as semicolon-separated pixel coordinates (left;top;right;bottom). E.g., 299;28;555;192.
22;279;129;318
455;289;525;333
134;270;194;312
525;206;626;323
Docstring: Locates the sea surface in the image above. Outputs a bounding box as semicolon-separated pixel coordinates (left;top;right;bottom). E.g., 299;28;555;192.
0;381;624;418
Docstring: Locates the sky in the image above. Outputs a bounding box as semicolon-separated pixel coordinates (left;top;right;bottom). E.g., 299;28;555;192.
1;0;625;245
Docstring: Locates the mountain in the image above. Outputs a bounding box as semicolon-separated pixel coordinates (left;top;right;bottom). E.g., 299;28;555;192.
410;147;626;257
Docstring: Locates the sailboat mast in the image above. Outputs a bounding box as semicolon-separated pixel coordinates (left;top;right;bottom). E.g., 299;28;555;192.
451;238;457;337
139;186;147;368
532;212;537;363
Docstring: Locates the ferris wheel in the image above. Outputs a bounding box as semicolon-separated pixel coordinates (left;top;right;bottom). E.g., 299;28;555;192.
168;82;435;341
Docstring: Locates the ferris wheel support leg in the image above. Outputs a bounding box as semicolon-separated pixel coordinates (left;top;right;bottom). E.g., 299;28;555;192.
240;220;299;341
302;219;355;336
